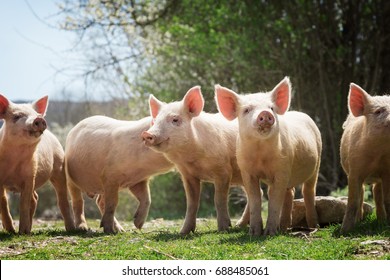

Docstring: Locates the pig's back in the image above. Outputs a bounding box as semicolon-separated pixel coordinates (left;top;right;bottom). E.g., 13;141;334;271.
65;115;172;193
279;111;321;184
280;111;322;158
193;112;238;143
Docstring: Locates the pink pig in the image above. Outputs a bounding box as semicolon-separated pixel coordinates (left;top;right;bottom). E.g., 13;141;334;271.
215;77;321;236
142;86;250;234
0;94;74;234
65;115;173;233
340;83;390;233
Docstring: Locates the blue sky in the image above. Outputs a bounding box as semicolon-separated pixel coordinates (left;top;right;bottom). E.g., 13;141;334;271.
0;0;80;101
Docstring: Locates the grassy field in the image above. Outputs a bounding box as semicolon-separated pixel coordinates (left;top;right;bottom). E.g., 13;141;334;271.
1;214;389;260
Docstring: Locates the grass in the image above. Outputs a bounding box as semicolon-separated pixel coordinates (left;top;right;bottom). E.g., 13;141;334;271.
1;215;389;260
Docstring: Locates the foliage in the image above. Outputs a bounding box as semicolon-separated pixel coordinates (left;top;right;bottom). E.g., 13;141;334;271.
55;0;390;196
1;216;389;260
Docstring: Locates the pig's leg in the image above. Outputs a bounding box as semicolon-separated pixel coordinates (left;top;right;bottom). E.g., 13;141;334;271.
50;172;75;231
129;180;150;229
302;175;319;228
280;187;294;232
242;171;263;236
214;178;231;231
372;182;386;222
180;175;201;235
96;195;124;232
341;175;364;233
381;176;390;223
19;180;34;234
100;186;120;234
236;187;250;227
264;181;288;236
0;186;16;233
29;191;38;227
68;181;88;231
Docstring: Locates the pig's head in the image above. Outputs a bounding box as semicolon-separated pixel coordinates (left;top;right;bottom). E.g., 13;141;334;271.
215;77;291;140
348;83;390;131
142;86;204;153
0;94;49;143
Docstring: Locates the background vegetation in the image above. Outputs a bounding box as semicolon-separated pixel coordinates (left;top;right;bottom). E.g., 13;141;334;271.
5;0;390;224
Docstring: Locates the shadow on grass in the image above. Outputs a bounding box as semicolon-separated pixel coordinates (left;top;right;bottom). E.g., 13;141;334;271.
0;232;16;241
331;215;390;238
147;225;269;243
147;229;218;242
0;228;110;241
42;228;108;238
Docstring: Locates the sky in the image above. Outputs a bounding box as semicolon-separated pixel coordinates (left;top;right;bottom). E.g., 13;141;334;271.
0;0;81;101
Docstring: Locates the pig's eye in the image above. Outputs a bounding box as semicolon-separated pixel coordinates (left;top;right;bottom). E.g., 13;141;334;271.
374;108;385;115
270;107;274;111
12;114;23;122
243;107;251;115
172;116;181;126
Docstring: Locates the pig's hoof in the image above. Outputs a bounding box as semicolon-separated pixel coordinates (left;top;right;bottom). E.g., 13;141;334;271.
103;226;117;234
180;225;196;235
4;225;16;234
114;223;125;233
76;223;89;231
218;220;232;232
8;229;17;234
264;226;279;236
100;220;117;234
18;228;32;235
235;218;249;228
249;224;263;236
133;212;146;229
65;222;76;232
340;222;354;235
134;219;145;230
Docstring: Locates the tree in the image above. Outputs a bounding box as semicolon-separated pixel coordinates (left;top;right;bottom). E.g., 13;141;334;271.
55;0;390;197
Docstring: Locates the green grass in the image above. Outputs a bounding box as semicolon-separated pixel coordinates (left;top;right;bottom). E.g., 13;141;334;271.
1;215;389;260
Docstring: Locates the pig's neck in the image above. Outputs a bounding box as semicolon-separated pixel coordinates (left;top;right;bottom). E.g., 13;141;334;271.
166;123;202;162
0;127;39;158
240;132;282;155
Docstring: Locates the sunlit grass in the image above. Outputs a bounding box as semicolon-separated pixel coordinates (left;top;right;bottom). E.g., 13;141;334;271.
1;216;389;260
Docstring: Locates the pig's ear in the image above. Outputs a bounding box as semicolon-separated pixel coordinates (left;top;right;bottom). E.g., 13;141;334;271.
32;95;49;116
0;94;10;117
271;77;291;115
183;86;204;117
149;94;163;119
348;83;371;117
215;85;239;121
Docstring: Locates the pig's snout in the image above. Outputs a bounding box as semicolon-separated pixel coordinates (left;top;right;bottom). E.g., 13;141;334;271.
257;111;275;128
32;117;47;133
141;131;156;146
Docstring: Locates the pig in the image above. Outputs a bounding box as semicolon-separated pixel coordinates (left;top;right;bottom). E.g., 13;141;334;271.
141;86;250;235
0;94;75;234
340;83;390;233
65;115;174;234
215;77;321;236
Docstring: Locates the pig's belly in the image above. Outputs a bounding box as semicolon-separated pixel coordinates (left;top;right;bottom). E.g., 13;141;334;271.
70;174;104;196
3;176;44;193
364;175;381;185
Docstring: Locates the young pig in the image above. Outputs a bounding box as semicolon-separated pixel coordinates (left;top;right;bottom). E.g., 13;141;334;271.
141;86;250;234
65;116;174;233
215;77;321;236
0;94;74;234
340;83;390;233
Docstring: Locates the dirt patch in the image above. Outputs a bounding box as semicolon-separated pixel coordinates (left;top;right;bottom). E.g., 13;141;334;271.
353;239;390;259
0;236;79;258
